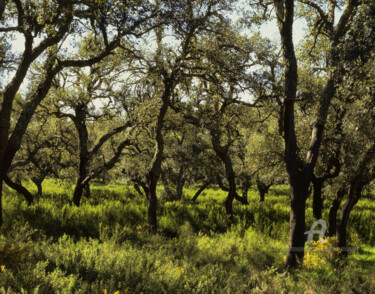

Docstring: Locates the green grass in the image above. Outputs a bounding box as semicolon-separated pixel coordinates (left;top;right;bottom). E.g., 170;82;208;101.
0;180;375;293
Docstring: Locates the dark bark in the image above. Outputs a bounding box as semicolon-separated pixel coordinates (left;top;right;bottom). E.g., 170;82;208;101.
147;172;158;233
211;130;247;223
328;187;346;237
4;176;33;205
336;181;363;253
175;166;185;201
312;177;324;219
85;183;90;198
273;0;359;268
72;104;89;207
145;83;171;232
192;181;210;202
31;174;46;197
285;181;309;268
257;180;272;203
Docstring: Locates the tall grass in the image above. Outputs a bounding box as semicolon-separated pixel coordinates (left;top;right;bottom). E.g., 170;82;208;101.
0;180;374;293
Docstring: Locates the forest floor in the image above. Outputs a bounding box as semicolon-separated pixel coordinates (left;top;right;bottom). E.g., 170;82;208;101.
1;180;375;293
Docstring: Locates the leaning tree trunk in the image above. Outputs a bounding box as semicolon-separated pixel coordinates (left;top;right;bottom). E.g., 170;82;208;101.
4;176;33;205
192;181;210;202
328;187;346;237
336;182;362;254
312;177;324;219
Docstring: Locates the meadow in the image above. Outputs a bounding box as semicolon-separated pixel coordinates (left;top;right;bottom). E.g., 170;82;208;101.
1;180;375;293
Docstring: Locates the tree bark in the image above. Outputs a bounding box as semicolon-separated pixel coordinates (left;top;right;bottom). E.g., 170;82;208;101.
336;181;362;253
145;84;170;233
312;177;324;219
192;181;210;202
147;172;158;233
31;174;46;197
211;131;247;223
4;176;33;205
328;187;345;237
285;181;309;268
257;180;271;203
72;104;89;207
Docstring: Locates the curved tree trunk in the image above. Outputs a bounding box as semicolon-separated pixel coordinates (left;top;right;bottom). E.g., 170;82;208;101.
312;177;324;219
4;175;33;205
211;131;247;223
145;91;170;233
192;181;210;202
328;187;345;237
336;182;362;254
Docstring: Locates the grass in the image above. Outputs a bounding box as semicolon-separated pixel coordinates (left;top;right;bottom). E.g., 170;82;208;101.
0;179;375;293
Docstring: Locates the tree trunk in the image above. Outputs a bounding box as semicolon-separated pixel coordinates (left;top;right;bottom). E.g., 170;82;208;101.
192;181;210;202
175;166;185;201
257;180;271;203
328;187;345;237
336;182;362;253
72;104;89;207
31;174;46;197
211;131;247;222
147;173;158;233
85;183;90;198
241;179;250;204
258;189;265;203
312;177;324;219
145;89;170;233
0;177;3;227
285;182;308;268
73;182;86;206
4;175;33;205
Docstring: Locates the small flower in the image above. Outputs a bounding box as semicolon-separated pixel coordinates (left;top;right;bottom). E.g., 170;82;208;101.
176;266;183;274
0;265;5;271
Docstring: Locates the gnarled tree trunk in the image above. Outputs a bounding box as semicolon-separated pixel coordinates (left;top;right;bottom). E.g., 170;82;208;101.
336;181;363;253
4;175;33;205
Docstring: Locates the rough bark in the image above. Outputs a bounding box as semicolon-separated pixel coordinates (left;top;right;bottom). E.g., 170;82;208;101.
4;175;33;205
273;0;359;268
72;104;89;207
145;85;170;233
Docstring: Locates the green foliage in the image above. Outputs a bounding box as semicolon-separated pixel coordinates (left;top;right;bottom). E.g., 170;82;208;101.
1;182;375;293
